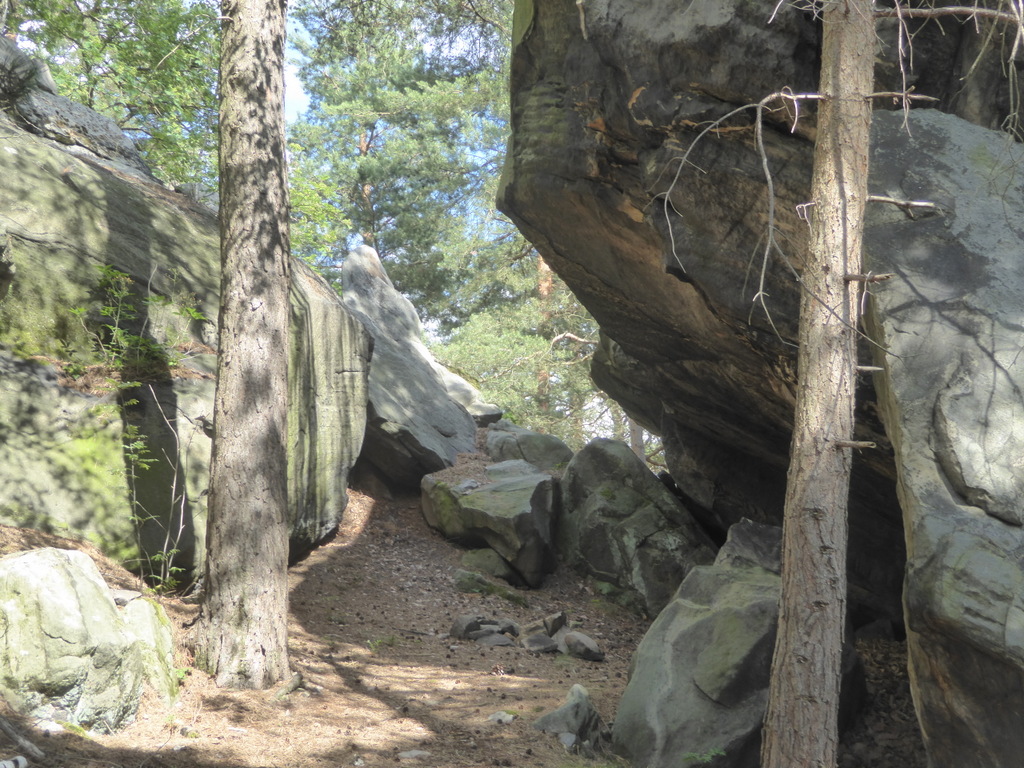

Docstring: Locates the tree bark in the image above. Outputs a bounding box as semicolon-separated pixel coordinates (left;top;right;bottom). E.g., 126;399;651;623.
536;255;554;414
196;0;291;690
761;1;874;766
627;416;645;460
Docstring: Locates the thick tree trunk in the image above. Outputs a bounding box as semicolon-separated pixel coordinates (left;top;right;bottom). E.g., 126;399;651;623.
196;0;291;690
761;1;874;765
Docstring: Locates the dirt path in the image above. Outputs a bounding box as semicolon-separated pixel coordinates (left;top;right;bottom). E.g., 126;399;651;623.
0;484;924;768
0;489;644;768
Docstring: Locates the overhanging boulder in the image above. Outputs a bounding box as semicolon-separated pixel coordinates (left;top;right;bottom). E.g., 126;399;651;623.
499;0;1022;626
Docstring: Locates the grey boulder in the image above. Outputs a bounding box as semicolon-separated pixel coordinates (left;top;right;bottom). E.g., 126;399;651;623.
287;261;371;560
422;460;558;587
0;548;176;731
0;116;371;577
435;365;503;427
485;420;574;470
559;438;716;616
533;684;606;756
866;109;1024;768
563;631;604;662
612;520;864;768
15;89;152;177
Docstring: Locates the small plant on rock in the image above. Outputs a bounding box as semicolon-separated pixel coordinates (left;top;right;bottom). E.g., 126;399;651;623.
681;747;725;764
71;265;165;379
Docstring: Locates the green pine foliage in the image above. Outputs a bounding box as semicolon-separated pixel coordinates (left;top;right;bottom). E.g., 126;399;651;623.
288;0;522;329
7;0;652;457
288;0;643;452
433;288;601;448
9;0;219;185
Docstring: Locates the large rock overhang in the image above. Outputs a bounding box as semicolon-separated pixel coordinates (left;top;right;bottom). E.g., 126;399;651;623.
498;0;1023;621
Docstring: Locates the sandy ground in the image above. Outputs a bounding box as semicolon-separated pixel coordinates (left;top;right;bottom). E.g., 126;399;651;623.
0;476;925;768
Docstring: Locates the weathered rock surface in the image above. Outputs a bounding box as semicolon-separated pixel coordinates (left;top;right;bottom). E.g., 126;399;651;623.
563;631;604;662
422;460;557;587
499;0;1024;625
0;548;175;731
1;38;148;176
0;353;135;559
0;36;56;98
502;3;1024;761
612;520;864;768
341;245;483;487
437;366;503;427
121;594;178;705
0;115;369;573
866;109;1024;768
14;89;151;177
533;684;606;756
559;438;716;616
484;420;574;470
288;261;371;561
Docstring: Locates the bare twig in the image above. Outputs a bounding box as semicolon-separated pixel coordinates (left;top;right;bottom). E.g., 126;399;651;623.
833;440;877;450
549;331;596;347
875;5;1024;25
651;90;821;276
845;272;896;283
463;0;510;37
867;195;942;217
867;91;939;102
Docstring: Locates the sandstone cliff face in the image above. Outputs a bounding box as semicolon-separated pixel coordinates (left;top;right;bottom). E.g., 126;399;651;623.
501;3;1024;764
500;0;889;619
0;107;369;574
866;109;1024;768
499;0;1022;623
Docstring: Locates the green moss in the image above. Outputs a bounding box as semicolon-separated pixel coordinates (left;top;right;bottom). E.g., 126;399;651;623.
0;392;137;565
429;482;467;537
967;141;997;173
57;721;93;739
0;243;96;359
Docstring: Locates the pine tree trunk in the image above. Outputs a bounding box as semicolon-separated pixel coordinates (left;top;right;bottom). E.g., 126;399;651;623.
536;255;554;415
761;1;874;765
196;0;291;690
627;416;645;460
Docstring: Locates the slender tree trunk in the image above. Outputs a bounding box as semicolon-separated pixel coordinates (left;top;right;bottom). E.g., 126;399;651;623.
536;255;554;415
627;416;645;460
761;1;874;765
196;0;291;690
357;131;377;247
